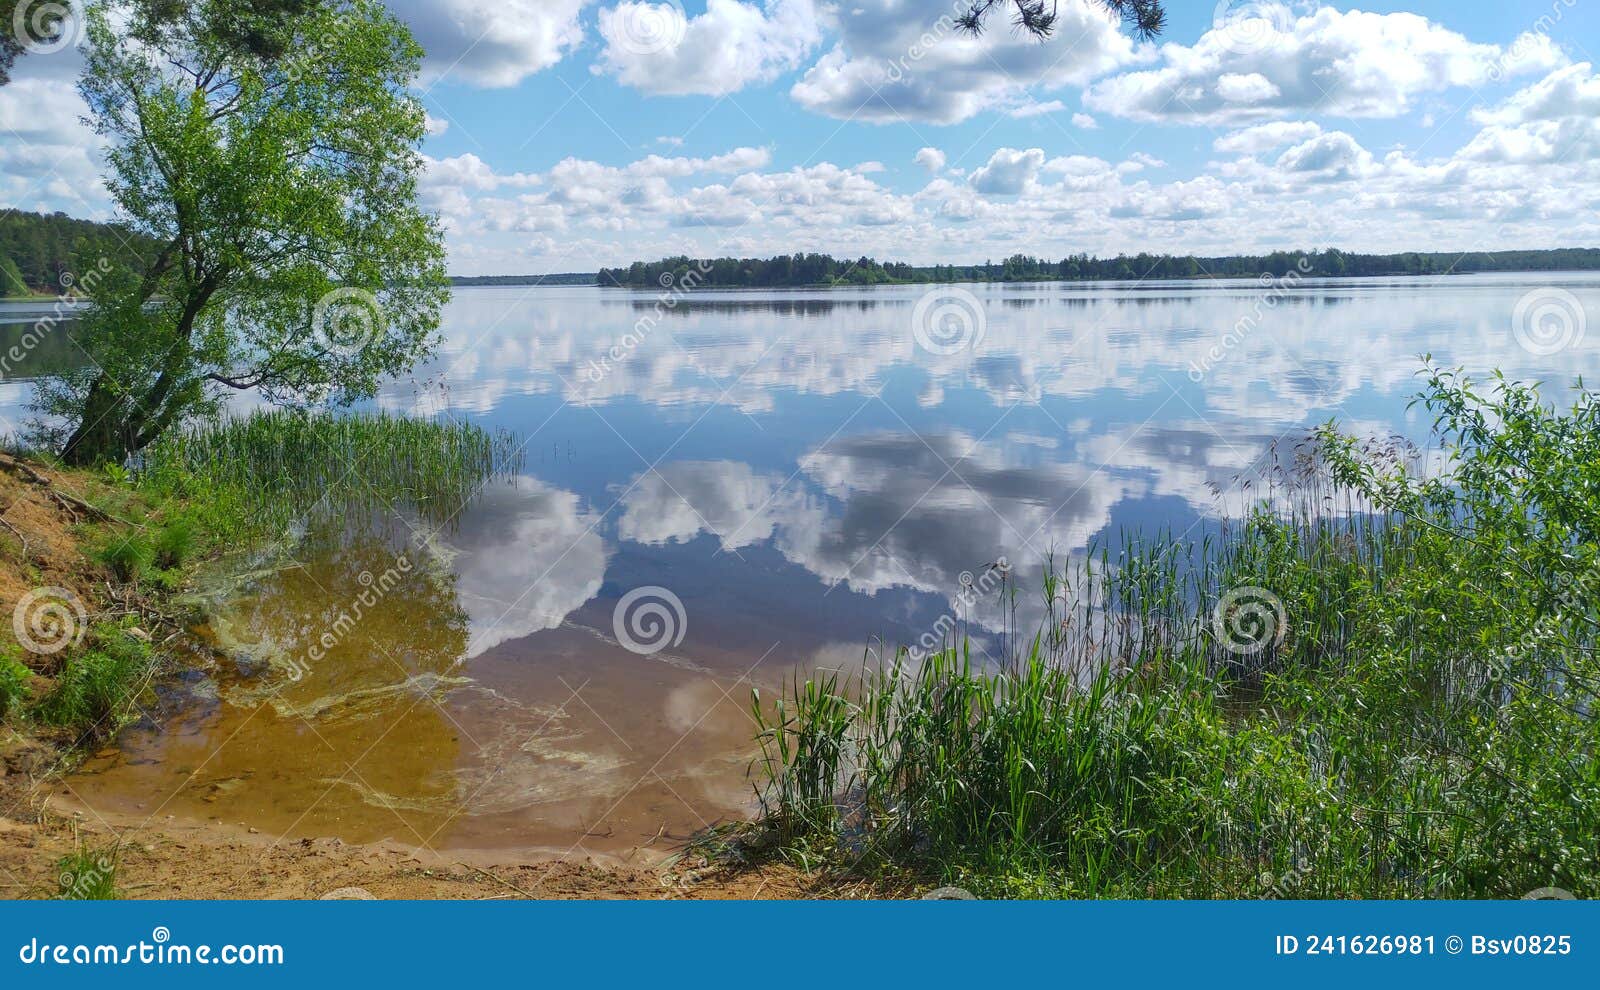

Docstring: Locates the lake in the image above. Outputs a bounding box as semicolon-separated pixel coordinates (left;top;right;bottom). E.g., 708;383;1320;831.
31;272;1600;861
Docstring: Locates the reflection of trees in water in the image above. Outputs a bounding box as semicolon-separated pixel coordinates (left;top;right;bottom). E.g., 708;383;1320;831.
623;298;883;317
0;318;88;378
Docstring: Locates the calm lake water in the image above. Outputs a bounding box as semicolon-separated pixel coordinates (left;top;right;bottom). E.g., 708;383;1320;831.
31;272;1600;860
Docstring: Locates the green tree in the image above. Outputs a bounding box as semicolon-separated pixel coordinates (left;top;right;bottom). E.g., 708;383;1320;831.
0;0;42;86
0;252;26;297
39;0;447;465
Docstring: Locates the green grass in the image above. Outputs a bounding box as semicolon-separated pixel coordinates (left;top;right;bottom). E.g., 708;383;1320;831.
93;530;156;583
0;651;29;718
33;627;151;739
55;845;118;899
751;366;1600;899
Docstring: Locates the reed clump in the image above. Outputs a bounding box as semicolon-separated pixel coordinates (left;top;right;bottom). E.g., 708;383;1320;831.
139;409;523;539
752;366;1600;898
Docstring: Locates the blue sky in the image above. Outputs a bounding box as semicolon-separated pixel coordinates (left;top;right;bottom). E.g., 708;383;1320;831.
4;1;1599;274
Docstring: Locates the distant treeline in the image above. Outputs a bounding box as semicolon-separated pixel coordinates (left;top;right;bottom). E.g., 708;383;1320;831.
598;248;1600;288
0;210;153;297
450;273;596;287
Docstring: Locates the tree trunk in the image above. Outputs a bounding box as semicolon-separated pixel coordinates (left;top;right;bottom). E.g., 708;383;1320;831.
60;375;138;466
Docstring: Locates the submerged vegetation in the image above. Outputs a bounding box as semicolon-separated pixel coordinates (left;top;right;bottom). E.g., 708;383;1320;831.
751;367;1600;898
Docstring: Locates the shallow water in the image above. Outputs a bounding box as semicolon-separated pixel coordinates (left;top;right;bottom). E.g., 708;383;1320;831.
47;273;1600;858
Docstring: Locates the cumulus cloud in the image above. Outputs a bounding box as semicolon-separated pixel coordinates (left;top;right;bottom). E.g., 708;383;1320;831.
389;0;589;88
1072;113;1099;129
1085;6;1567;124
1473;62;1600;125
790;0;1141;125
395;60;1600;278
1460;63;1600;165
970;148;1045;195
1274;132;1374;180
596;0;822;96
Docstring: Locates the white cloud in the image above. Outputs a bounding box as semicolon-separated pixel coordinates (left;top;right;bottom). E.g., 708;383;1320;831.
402;61;1600;277
790;0;1141;125
1214;121;1323;155
389;0;589;88
1009;100;1065;119
1274;131;1374;180
0;60;108;217
596;0;822;96
1472;61;1600;125
970;148;1045;195
1085;6;1567;125
1072;112;1099;129
1214;72;1279;104
1460;64;1600;165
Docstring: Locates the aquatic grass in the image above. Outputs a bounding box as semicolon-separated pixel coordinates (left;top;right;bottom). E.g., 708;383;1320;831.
139;409;524;540
752;366;1600;898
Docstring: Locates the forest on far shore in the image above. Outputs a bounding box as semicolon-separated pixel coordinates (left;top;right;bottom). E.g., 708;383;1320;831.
597;247;1600;288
